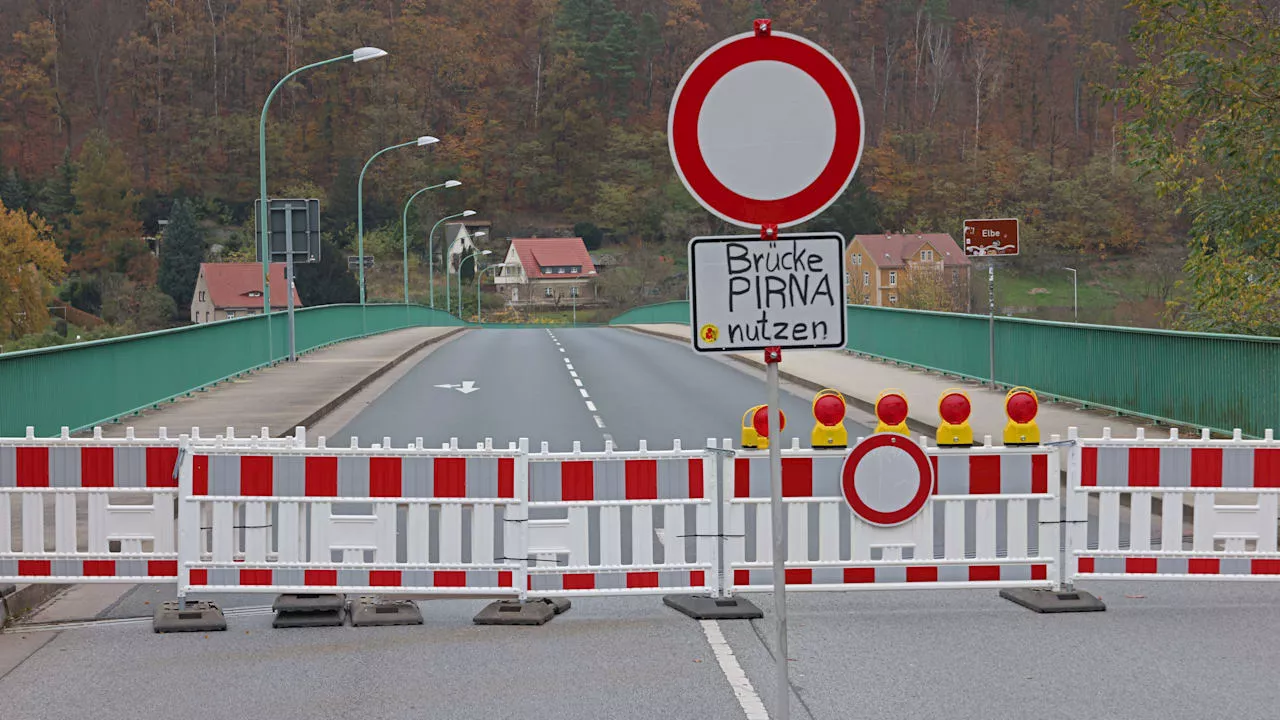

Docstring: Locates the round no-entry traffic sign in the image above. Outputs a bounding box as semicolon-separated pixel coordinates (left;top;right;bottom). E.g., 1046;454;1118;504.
841;433;934;527
668;27;865;229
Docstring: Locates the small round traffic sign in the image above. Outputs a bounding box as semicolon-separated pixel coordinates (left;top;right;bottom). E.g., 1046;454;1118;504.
841;433;933;527
668;29;865;229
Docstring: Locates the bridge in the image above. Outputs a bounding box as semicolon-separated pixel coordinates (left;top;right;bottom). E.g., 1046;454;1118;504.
3;303;1280;720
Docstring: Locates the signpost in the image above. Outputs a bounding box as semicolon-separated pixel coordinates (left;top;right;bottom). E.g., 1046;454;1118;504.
673;19;863;720
347;255;375;270
963;218;1020;388
255;198;320;363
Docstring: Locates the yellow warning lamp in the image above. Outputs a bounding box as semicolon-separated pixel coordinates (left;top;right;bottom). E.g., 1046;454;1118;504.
1003;386;1041;446
874;390;910;436
742;405;786;450
810;389;848;449
740;405;765;449
936;389;974;447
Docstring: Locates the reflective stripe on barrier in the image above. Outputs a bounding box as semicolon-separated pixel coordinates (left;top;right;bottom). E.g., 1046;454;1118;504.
187;566;515;593
731;561;1050;591
1068;427;1280;583
723;438;1061;595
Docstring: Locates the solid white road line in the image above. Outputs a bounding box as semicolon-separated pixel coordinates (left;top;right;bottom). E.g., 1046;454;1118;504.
700;620;770;720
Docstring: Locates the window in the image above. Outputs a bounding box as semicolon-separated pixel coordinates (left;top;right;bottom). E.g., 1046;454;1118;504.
852;253;862;265
204;311;210;322
888;294;898;305
572;266;581;273
247;290;261;298
544;287;554;297
198;290;205;303
862;271;870;286
921;249;934;261
863;295;870;304
888;271;897;286
570;286;579;297
226;311;236;319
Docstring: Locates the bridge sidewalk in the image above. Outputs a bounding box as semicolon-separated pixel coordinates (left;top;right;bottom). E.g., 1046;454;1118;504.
626;323;1154;441
88;326;464;439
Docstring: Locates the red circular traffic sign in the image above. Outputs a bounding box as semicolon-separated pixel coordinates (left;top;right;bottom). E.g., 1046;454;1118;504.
668;30;865;229
841;433;934;527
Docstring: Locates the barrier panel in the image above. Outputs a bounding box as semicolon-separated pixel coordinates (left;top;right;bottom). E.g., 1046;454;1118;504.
723;438;1061;593
524;440;718;597
180;438;526;597
0;426;304;586
1068;427;1280;582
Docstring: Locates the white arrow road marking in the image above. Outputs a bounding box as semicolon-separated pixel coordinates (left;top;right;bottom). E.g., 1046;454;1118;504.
434;381;479;394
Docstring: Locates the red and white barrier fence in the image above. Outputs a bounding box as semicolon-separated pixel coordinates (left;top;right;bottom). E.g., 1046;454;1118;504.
724;437;1060;594
7;424;1280;608
1067;427;1280;582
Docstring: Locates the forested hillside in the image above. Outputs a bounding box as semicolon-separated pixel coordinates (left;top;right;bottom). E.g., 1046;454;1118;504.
1;0;1276;338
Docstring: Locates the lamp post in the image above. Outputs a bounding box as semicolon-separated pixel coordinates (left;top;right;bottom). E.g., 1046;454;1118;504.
402;180;461;304
458;249;493;320
428;209;475;310
478;263;503;324
358;135;438;311
1064;267;1078;322
259;46;387;363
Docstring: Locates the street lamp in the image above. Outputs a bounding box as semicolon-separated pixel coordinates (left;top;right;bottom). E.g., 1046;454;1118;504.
428;209;475;310
401;180;461;305
1064;267;1078;322
259;46;386;363
458;249;493;319
358;135;438;310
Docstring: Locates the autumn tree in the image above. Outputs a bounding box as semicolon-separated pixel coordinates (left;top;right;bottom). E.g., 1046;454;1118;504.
158;199;203;314
896;262;956;312
0;199;66;338
66;131;149;282
1115;0;1280;335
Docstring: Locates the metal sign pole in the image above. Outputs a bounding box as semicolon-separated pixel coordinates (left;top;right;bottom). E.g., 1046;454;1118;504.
765;346;789;720
284;205;297;362
987;259;995;388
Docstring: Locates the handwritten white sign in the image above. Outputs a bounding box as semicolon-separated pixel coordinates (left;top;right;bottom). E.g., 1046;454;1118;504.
688;233;847;352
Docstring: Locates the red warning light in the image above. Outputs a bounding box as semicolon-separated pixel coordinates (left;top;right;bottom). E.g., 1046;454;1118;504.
1006;391;1038;424
938;393;971;425
875;393;908;426
814;394;845;426
752;406;787;438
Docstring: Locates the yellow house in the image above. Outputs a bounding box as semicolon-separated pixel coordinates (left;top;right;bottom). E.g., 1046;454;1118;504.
845;233;971;311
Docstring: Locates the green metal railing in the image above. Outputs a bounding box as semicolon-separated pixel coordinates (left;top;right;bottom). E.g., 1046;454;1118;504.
612;300;1280;436
0;304;463;436
608;301;691;326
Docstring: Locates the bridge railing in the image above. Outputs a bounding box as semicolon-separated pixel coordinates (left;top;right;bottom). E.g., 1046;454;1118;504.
0;304;463;437
611;300;1280;437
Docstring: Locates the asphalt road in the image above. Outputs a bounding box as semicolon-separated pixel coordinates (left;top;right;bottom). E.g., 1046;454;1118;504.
5;328;1279;720
332;327;853;452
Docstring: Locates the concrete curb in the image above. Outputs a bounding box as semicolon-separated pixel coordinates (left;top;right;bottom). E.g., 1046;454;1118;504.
280;327;467;437
1;584;66;627
622;326;939;437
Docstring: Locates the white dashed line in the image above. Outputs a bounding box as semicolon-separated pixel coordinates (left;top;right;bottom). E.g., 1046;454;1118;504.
701;620;769;719
585;401;597;412
570;371;578;378
554;338;609;444
602;432;613;444
594;415;606;428
560;348;566;353
579;388;590;398
567;364;574;370
574;379;583;387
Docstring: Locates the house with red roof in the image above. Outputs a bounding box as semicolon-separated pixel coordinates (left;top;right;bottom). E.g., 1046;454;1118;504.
189;262;302;324
846;233;971;311
493;238;598;306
